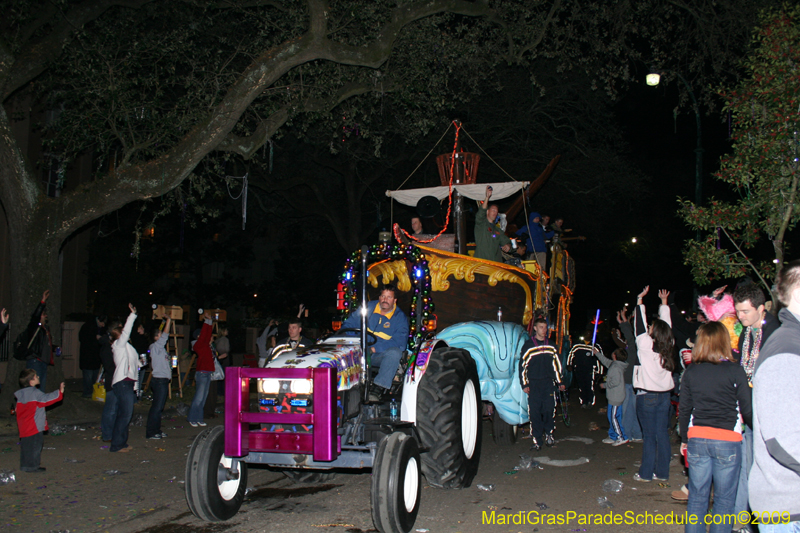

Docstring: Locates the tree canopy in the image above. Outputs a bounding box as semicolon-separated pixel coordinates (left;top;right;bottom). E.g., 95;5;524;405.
679;4;800;299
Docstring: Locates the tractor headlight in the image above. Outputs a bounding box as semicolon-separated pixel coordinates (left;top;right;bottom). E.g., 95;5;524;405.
290;379;313;395
259;378;281;394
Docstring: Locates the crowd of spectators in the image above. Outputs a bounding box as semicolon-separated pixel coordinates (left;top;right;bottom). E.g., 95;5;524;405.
568;275;800;533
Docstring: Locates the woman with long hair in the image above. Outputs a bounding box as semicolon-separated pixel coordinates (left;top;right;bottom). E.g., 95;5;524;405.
632;286;676;482
679;321;751;533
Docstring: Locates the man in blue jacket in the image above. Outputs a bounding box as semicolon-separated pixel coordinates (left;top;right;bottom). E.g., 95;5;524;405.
516;212;553;272
342;284;409;399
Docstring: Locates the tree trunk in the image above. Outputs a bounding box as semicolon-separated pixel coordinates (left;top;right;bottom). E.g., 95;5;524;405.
0;224;65;413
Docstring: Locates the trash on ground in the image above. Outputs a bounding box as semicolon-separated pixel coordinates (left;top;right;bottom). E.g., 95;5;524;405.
597;496;614;508
514;453;540;471
588;421;599;431
416;529;430;532
536;502;549;510
175;403;189;416
597;407;607;413
64;458;86;463
602;479;624;493
659;482;670;488
103;470;123;475
557;436;594;445
477;484;495;491
131;414;144;426
533;456;590;467
0;470;16;485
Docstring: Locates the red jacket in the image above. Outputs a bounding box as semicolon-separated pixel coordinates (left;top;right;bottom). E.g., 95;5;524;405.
193;320;215;372
15;387;63;438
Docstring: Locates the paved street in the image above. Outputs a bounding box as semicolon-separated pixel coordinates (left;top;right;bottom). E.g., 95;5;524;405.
0;386;689;533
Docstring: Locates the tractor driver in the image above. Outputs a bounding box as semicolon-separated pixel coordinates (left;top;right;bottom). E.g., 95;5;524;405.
342;283;409;400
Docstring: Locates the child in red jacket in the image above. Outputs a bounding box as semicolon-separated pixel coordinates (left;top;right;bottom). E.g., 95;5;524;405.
14;369;64;472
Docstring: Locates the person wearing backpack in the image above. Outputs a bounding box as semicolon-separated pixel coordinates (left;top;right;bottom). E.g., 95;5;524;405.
16;291;53;391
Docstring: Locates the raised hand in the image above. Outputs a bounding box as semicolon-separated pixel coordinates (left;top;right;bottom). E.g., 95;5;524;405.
712;285;727;297
658;289;670;305
128;303;137;314
42;290;50;302
637;286;650;301
0;308;8;324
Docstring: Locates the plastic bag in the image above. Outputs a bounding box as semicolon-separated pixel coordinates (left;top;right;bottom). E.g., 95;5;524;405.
210;358;225;381
0;470;16;485
597;496;614;508
477;484;495;491
92;383;106;402
514;453;540;471
602;479;624;493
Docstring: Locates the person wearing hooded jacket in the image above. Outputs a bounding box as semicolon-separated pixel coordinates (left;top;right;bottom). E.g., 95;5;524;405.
515;212;553;272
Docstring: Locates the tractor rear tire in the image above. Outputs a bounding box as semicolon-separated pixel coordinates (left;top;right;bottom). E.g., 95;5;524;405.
416;347;482;489
185;426;248;521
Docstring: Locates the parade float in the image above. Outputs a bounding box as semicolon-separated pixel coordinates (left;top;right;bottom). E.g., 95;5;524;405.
185;122;577;533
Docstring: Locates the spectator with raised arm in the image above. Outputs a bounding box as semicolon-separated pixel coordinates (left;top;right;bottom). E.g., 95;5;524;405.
22;290;53;390
110;304;139;453
146;315;171;440
632;286;675;483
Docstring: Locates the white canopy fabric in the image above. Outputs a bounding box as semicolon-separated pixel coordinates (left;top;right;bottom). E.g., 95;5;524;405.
386;182;528;207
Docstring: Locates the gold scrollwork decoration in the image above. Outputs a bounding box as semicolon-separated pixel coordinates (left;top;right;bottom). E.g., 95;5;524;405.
367;260;411;292
418;246;537;326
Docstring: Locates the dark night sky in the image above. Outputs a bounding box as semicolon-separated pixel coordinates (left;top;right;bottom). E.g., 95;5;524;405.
85;76;748;337
566;79;732;329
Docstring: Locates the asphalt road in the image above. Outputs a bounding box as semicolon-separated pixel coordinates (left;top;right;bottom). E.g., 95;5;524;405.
0;388;691;533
